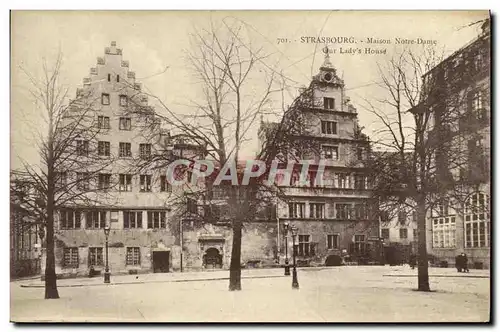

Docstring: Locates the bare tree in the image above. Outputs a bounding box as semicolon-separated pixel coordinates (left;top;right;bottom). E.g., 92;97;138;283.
11;54;117;299
366;42;488;291
126;21;323;291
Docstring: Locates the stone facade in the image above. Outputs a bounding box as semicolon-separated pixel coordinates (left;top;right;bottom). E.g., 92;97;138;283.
261;52;379;266
43;43;382;278
423;21;491;268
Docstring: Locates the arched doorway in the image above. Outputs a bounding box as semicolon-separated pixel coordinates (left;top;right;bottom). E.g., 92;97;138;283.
203;247;222;269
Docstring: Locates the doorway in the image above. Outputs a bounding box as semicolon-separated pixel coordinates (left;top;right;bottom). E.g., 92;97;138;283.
203;248;222;269
152;251;170;273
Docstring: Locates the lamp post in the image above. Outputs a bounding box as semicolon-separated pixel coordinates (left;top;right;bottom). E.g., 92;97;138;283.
283;222;290;276
103;225;111;284
291;225;299;289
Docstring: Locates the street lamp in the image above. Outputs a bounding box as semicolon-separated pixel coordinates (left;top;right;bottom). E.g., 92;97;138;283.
283;222;290;276
291;225;299;289
103;225;111;284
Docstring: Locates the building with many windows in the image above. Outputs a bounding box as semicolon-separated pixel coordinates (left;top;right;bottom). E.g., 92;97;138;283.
259;51;380;266
423;20;490;268
43;41;181;277
44;42;281;277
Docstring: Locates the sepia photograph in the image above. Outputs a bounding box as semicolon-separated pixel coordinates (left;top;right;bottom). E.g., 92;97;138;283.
9;10;491;323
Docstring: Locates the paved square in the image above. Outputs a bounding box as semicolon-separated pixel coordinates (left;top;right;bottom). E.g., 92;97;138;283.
10;266;490;322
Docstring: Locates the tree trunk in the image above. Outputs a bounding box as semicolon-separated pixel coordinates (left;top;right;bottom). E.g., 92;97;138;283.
44;197;59;299
416;195;430;292
229;220;242;291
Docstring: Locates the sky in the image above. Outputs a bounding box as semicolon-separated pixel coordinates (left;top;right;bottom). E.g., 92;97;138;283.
10;10;489;169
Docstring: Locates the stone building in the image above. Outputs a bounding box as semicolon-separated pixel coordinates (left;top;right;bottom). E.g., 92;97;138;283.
378;205;417;265
45;42;279;277
10;172;42;278
422;20;491;268
259;51;379;266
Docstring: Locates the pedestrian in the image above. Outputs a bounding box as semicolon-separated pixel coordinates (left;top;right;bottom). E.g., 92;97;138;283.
409;254;416;269
462;253;469;272
455;255;463;272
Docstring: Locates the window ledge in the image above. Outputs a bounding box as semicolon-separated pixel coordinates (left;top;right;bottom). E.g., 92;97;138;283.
464;247;490;250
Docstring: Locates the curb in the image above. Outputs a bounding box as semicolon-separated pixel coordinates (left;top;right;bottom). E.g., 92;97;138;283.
383;274;489;279
20;274;287;288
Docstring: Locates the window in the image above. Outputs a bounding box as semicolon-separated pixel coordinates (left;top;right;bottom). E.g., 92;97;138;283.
56;171;67;188
288;202;305;218
298;235;311;256
412;211;417;222
119;174;132;192
354;235;365;243
88;247;103;266
309;203;325;219
354;174;366;190
117;75;120;83
205;205;221;221
413;229;418;240
432;216;456;248
464;192;490;248
290;171;300;186
77;172;90;190
381;228;390;239
470;90;487;121
187;198;197;214
123;211;143;229
399;228;408;239
324;97;335;110
322;145;338;160
357;148;364;160
119;95;128;107
321;121;337;134
126;247;140;265
63;247;79;267
119;117;132;130
337;173;350;188
60;209;81;229
147;211;166;229
140;175;152;192
160;175;172;193
474;52;483;71
102;93;110;105
379;210;390;222
398;210;407;225
107;74;111;82
86;210;107;229
98;141;110;156
354;204;368;220
336;203;352;220
139;144;152;159
327;234;339;249
98;116;110;129
435;201;450;217
76;140;89;156
353;235;366;254
98;173;111;190
119;142;132;157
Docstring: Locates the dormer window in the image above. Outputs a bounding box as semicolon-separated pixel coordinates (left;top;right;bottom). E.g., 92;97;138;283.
324;97;335;110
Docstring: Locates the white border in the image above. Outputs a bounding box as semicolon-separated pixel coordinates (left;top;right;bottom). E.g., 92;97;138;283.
3;2;498;331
